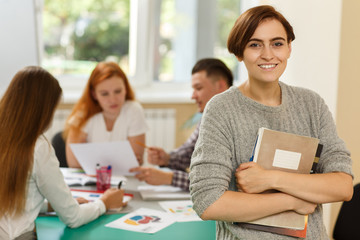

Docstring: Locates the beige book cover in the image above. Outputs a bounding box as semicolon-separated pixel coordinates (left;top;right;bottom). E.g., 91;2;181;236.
245;127;320;234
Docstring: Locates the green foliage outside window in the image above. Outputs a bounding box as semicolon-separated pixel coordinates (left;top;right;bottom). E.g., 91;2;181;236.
43;0;130;75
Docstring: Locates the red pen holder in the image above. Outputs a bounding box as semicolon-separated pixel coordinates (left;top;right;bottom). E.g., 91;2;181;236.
96;166;112;191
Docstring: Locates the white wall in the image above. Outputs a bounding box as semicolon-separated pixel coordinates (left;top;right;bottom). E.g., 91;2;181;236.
0;0;39;95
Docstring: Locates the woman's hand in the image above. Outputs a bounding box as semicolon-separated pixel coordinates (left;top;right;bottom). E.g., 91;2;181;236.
235;162;276;193
128;135;145;166
290;195;317;215
75;197;89;204
129;166;173;185
100;188;125;210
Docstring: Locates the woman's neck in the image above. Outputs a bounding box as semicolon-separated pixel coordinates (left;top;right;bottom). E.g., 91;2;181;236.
102;111;120;131
239;80;282;106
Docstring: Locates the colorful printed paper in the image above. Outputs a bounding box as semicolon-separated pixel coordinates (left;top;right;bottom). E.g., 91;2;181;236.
158;200;202;222
71;189;132;203
105;208;176;233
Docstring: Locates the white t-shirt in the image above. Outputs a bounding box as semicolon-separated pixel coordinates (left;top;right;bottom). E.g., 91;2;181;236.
83;100;148;142
0;136;106;239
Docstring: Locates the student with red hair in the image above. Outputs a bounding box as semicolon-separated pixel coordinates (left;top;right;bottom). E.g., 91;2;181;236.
65;61;148;167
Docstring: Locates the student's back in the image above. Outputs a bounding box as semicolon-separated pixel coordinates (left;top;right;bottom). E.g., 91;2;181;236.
0;66;125;239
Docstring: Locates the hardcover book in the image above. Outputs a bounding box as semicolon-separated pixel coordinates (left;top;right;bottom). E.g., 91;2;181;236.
243;127;322;237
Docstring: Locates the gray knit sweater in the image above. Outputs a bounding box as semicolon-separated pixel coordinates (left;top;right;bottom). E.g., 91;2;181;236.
189;82;353;240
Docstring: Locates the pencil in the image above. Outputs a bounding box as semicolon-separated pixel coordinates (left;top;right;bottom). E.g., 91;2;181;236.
135;140;148;149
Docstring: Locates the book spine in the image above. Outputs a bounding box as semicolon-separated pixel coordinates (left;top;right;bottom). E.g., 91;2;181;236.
249;135;259;162
311;144;323;174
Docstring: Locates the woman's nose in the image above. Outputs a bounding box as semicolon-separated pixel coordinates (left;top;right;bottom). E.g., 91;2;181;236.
261;46;274;61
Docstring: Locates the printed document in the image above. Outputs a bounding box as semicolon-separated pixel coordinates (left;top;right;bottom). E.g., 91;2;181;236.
70;141;138;176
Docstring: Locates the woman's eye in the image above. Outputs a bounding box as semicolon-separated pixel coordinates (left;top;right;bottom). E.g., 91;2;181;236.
274;42;284;47
249;43;260;47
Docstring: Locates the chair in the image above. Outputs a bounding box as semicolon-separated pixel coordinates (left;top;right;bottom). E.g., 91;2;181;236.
51;131;68;168
333;183;360;240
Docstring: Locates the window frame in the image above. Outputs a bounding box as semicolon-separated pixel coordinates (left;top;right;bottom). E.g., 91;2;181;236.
38;0;246;104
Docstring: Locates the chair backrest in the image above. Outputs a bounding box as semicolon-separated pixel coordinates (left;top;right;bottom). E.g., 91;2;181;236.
51;131;68;168
333;183;360;240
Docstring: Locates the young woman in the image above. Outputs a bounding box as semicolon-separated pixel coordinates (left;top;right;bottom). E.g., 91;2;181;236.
64;61;148;168
0;66;125;239
189;5;353;239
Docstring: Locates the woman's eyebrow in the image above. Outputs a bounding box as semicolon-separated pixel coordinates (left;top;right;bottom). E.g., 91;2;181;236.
248;37;286;42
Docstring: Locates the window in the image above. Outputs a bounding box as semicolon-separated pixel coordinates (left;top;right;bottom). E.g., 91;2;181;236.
153;0;241;83
41;0;242;101
42;0;130;76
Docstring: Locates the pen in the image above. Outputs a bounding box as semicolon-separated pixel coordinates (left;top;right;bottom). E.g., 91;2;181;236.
135;140;148;149
118;181;123;189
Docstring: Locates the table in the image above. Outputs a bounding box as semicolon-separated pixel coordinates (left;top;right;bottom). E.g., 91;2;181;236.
36;215;215;240
35;176;216;240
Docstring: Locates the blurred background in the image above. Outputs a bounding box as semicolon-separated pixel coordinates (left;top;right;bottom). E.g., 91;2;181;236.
0;1;359;238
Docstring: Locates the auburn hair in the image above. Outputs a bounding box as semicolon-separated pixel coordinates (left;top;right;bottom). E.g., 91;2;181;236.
0;66;62;217
227;5;295;59
64;61;135;139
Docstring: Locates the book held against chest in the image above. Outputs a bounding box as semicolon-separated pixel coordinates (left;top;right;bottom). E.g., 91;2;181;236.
241;127;322;238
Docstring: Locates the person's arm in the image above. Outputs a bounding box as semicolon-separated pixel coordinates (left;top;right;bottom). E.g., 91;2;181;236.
171;170;189;190
147;147;170;166
167;124;199;171
35;138;124;228
65;128;87;168
128;134;145;165
201;190;316;222
126;101;148;166
129;166;189;190
236;162;353;204
190;134;318;222
129;166;173;185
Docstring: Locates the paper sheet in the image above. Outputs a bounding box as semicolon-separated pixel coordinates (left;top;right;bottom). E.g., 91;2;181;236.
105;208;176;233
137;185;191;200
70;141;139;176
71;189;133;203
158;200;202;222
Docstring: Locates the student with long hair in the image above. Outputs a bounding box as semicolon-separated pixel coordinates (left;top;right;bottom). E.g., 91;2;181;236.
0;66;125;239
189;5;353;239
64;61;148;168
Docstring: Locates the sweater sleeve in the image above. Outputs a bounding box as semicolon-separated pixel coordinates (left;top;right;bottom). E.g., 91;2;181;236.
314;94;353;177
189;97;234;217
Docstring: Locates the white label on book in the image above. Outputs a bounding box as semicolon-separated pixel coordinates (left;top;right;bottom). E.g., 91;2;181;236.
272;149;301;170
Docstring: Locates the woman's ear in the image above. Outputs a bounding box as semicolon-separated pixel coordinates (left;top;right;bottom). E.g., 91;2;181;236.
287;41;292;59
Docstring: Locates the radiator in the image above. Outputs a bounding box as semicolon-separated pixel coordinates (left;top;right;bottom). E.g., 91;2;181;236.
144;108;176;152
45;108;176;152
